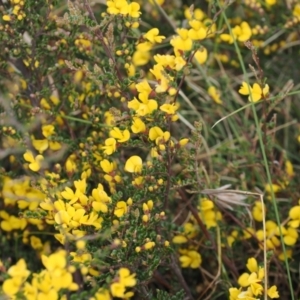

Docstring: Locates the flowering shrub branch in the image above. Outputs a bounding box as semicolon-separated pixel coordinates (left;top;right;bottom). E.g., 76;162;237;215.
0;0;300;299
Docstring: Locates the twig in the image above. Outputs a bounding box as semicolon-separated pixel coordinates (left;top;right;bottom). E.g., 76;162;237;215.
170;254;195;300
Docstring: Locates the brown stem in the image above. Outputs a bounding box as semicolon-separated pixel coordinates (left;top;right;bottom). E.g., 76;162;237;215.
170;254;195;300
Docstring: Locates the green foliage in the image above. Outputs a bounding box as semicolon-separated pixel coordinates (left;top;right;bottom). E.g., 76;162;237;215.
0;0;300;299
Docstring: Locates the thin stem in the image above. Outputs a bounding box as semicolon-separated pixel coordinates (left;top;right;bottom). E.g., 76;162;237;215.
218;1;295;298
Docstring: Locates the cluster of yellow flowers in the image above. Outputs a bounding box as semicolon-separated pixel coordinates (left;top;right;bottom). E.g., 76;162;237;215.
2;0;26;21
1;0;299;298
2;251;79;299
230;257;279;300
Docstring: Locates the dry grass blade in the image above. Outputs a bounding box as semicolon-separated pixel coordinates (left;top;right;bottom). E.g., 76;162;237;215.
201;184;251;210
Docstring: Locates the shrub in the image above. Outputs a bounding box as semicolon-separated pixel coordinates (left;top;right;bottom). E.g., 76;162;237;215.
0;0;299;299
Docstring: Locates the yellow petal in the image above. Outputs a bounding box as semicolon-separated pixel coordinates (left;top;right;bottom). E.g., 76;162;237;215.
239;82;251;95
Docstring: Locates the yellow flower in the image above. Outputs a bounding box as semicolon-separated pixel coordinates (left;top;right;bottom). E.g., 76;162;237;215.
3;15;12;21
30;236;43;250
114;201;127;217
256;220;281;250
32;132;61;153
229;287;241;300
94;288;111;300
110;268;136;298
267;285;280;298
80;211;103;229
91;184;111;213
160;103;178;115
110;282;126;298
148;126;163;141
131;117;146;133
227;230;238;247
282;226;298;246
65;154;77;174
119;268;136;287
265;183;281;194
110;127;130;143
3;259;30;297
23;150;44;172
124;155;143;173
179;138;189;147
170;28;193;51
42;124;55;137
208;86;222;104
199;198;214;210
61;187;78;205
144;28;165;44
239;82;269;102
155;74;170;94
194;47;208;64
100;159;115;173
285;160;294;177
172;235;188;244
188;20;206;40
265;0;276;6
198;198;222;228
252;201;265;222
238;258;264;296
136;79;152;95
184;8;205;21
179;250;202;268
42;250;67;271
289;202;300;228
107;0;129;15
236;22;252;41
102;138;117;155
144;241;155;250
128;94;158;116
221;22;252;43
132;175;144;186
293;4;300;17
128;2;140;18
132;50;151;66
154;54;175;68
136;41;153;52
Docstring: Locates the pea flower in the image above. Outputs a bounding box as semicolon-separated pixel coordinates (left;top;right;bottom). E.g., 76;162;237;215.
144;28;165;44
238;257;264;296
128;2;140;18
289;200;300;228
107;0;129;15
194;47;208;64
110;268;136;298
23;150;44;172
128;93;158;116
131;117;146;133
239;82;269;102
179;249;202;268
208;86;222;104
124;155;143;173
198;198;222;228
188;20;206;40
267;286;280;298
91;184;111;213
2;259;30;297
114;201;127;217
109;127;130;143
170;28;193;51
252;201;265;222
102;138;117;155
220;21;252;43
160;103;178;115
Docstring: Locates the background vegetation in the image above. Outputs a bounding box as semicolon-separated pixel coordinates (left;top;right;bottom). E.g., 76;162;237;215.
0;0;300;299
